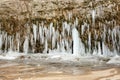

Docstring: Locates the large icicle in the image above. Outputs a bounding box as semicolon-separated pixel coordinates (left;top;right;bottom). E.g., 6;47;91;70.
72;27;85;56
33;24;37;43
23;37;29;54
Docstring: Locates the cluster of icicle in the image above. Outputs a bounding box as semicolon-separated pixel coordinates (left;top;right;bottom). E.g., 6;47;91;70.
0;11;120;56
0;19;120;56
0;21;75;54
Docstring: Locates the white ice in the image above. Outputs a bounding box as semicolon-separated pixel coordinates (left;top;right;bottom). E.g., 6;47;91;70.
107;55;120;64
0;51;25;60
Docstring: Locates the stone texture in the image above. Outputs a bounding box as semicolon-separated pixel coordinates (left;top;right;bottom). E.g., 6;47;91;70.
0;0;119;21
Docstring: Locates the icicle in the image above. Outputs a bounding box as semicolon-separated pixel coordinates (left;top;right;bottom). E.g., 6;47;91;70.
39;26;44;44
98;42;102;56
9;36;13;51
75;18;78;27
57;42;60;51
52;34;56;49
92;10;96;27
23;36;29;54
64;22;70;36
88;32;91;53
49;22;53;40
33;24;37;43
64;39;69;52
68;12;72;20
30;34;35;53
62;22;65;37
16;33;20;52
0;34;3;51
61;39;65;52
72;27;85;56
52;27;56;49
44;38;48;53
102;42;112;57
4;33;7;53
81;24;85;35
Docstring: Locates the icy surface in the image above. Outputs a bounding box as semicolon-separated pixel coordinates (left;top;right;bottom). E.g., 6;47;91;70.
107;55;120;64
0;51;25;60
0;50;120;68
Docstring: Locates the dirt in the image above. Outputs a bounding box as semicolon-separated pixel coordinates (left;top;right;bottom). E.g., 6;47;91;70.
0;59;120;80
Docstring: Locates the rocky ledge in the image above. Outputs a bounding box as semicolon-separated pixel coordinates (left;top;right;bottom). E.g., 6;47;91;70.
0;0;119;21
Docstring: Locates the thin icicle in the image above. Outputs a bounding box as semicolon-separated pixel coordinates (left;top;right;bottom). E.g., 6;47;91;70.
92;9;96;27
23;36;29;54
33;24;37;43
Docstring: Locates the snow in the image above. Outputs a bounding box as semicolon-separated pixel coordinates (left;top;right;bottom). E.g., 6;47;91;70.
107;55;120;64
0;50;120;67
0;51;25;60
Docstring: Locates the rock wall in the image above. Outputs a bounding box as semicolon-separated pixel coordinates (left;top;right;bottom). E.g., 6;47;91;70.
0;0;120;54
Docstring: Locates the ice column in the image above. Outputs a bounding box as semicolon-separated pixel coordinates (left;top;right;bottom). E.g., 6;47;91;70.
33;24;37;43
23;37;29;54
0;34;2;51
92;10;96;27
72;27;80;56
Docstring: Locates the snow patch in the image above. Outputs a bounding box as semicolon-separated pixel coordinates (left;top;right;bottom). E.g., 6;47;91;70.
0;51;25;60
107;55;120;64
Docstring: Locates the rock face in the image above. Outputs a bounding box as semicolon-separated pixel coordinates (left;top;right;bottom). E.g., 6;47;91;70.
0;0;120;54
0;0;84;20
0;0;119;20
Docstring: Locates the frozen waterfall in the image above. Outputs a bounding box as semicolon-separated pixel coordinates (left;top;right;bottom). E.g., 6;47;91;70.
0;16;120;57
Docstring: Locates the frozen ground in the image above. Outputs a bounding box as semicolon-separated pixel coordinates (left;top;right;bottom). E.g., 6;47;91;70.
0;51;120;67
0;52;120;80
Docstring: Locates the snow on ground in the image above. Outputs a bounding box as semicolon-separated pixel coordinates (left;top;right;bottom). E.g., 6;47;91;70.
107;55;120;65
0;51;120;66
0;51;97;62
0;51;26;60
